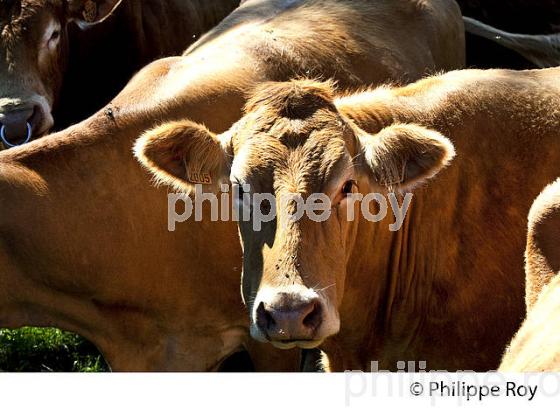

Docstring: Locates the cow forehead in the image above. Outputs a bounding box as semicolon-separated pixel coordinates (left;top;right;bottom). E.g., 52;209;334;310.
0;0;60;31
231;118;355;193
230;79;360;190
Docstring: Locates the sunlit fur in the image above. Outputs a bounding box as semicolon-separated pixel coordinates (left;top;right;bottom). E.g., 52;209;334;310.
499;179;560;371
500;270;560;371
138;78;456;352
135;120;231;194
0;0;465;371
138;67;560;371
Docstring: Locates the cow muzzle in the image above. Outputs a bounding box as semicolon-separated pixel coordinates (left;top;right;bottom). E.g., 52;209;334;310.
251;286;340;349
0;97;53;148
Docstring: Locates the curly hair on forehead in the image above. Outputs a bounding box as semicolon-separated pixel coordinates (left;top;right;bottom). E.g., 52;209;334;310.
1;0;60;70
243;78;339;120
0;0;60;24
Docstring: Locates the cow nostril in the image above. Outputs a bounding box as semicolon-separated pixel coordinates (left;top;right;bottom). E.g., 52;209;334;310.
256;302;276;332
255;295;325;340
302;301;322;330
28;105;40;127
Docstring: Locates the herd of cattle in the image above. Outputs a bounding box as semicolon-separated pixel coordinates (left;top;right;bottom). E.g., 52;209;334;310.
0;0;559;372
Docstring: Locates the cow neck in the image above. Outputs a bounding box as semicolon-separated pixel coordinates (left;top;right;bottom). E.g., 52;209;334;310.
330;188;441;367
330;83;455;370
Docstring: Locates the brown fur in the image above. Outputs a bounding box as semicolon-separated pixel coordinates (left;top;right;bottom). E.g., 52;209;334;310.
141;67;560;371
499;274;560;371
524;179;560;310
136;120;231;193
499;178;560;371
0;0;464;370
330;68;560;370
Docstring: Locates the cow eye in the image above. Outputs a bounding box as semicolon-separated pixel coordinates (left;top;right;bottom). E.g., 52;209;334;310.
50;30;61;41
342;180;357;195
233;181;248;205
260;199;272;215
47;29;61;50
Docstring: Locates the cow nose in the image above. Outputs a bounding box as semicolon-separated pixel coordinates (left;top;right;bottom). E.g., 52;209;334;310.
0;106;36;147
256;294;323;341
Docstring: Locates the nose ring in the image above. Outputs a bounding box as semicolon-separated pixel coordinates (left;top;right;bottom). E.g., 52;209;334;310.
0;122;33;148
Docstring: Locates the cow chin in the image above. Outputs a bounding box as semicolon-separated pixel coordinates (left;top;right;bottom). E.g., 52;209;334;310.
271;339;325;350
249;322;327;350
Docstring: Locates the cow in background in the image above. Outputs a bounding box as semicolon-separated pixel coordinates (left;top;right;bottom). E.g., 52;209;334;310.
500;179;560;371
0;0;240;148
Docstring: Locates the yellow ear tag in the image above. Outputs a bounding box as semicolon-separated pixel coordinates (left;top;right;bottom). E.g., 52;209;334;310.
82;0;98;23
186;170;213;185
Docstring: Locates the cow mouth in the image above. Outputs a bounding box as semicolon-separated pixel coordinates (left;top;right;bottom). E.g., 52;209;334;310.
270;339;324;350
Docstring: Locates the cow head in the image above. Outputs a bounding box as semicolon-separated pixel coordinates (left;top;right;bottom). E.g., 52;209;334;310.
135;80;455;350
0;0;123;148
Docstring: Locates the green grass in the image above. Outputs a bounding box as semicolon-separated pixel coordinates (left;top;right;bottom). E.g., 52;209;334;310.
0;328;108;372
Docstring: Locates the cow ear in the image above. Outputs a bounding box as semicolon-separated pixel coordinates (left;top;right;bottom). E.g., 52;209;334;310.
358;123;455;191
134;120;231;193
67;0;124;26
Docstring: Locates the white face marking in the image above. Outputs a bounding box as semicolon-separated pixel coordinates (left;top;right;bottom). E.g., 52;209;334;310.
42;18;62;52
250;285;340;347
37;17;62;73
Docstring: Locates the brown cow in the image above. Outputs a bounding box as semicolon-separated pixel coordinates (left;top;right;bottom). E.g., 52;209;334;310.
499;273;560;371
0;0;465;370
0;0;240;148
500;180;560;371
524;179;560;310
137;67;560;371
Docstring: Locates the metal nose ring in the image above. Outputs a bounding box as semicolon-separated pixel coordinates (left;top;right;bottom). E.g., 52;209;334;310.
0;122;33;148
